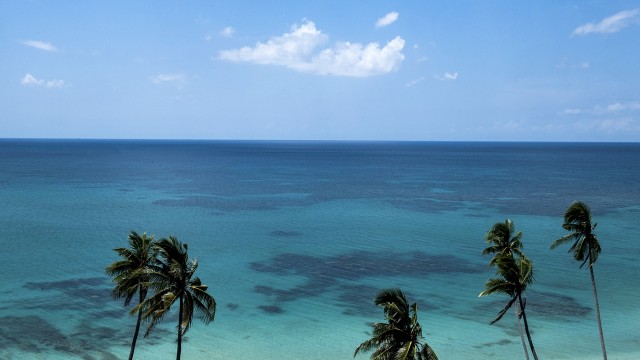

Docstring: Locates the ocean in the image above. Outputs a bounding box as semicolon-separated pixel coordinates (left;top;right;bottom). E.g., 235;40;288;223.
0;140;638;359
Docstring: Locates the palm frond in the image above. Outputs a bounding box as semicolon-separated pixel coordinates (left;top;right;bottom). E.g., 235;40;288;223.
489;296;517;325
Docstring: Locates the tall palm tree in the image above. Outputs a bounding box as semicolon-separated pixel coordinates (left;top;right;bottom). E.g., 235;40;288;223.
481;219;538;360
105;231;156;360
551;201;607;360
354;288;438;360
480;254;538;360
138;236;216;360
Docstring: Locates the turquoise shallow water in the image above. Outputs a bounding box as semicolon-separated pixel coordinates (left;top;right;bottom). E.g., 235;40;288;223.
0;140;639;359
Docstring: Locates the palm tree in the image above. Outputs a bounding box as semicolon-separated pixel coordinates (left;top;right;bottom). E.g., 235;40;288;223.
551;201;607;360
480;219;538;360
138;236;216;360
105;231;156;360
354;288;438;360
480;254;538;360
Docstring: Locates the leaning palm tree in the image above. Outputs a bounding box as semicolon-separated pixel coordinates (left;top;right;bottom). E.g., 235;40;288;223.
354;288;438;360
551;201;607;360
105;231;156;360
481;219;533;359
480;254;538;360
137;236;216;360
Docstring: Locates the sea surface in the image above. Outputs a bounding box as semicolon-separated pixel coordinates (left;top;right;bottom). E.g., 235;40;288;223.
0;140;638;360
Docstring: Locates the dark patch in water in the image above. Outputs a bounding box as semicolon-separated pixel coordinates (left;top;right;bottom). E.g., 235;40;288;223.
251;250;481;314
24;277;107;291
226;303;240;310
269;230;302;237
475;289;592;334
473;338;513;348
527;290;592;319
258;305;284;314
336;284;383;316
0;315;129;359
0;316;69;353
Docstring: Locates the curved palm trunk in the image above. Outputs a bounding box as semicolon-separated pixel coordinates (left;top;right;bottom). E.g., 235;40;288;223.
518;295;538;360
514;300;530;360
177;293;183;360
588;250;607;360
128;288;146;360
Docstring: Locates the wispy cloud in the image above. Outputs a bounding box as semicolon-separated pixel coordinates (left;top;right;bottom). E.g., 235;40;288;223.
572;8;640;36
218;20;405;77
376;11;399;28
564;101;640;115
21;40;58;52
221;26;235;37
573;118;638;133
150;73;186;84
435;72;459;81
21;73;65;88
405;76;425;87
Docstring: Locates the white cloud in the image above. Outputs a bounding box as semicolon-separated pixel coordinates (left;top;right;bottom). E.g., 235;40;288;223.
444;72;458;80
563;101;640;115
218;20;405;77
21;73;65;88
221;26;235;37
435;72;458;81
376;11;399;28
572;8;640;36
150;73;186;84
21;40;58;52
574;118;638;133
604;101;640;112
563;108;582;115
405;76;426;87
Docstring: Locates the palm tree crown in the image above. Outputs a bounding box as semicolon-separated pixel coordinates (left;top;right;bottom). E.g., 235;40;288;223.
355;288;438;360
138;236;216;360
482;219;524;267
551;201;601;268
479;254;534;323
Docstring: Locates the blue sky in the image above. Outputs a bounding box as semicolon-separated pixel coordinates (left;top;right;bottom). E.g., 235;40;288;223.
2;1;640;141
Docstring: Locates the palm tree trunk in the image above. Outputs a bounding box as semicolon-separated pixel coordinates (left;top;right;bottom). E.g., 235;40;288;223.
128;288;146;360
518;295;538;360
514;299;530;360
177;294;183;360
589;260;607;360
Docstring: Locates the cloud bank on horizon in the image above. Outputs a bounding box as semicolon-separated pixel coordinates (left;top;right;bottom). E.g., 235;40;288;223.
218;19;405;77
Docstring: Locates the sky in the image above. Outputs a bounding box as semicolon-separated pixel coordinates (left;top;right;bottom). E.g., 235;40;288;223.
1;1;640;141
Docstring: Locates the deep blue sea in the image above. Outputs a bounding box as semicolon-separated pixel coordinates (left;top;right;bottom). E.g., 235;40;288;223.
1;140;639;360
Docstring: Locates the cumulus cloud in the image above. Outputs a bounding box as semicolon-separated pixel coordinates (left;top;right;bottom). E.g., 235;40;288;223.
376;11;399;28
221;26;235;37
218;20;405;77
21;40;58;52
150;73;186;84
572;8;640;36
21;73;65;88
